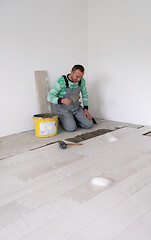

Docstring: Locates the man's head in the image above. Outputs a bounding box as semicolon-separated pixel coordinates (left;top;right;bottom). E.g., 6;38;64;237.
70;64;85;83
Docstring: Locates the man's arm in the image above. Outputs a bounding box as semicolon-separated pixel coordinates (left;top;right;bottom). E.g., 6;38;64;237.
80;78;88;109
47;80;62;104
81;78;92;120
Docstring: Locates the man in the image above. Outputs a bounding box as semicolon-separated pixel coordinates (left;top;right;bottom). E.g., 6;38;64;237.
47;64;93;132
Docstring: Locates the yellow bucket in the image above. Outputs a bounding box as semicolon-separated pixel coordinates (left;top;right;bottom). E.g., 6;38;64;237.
33;113;58;137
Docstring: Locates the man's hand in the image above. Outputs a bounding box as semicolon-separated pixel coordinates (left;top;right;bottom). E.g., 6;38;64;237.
61;98;71;105
84;109;92;120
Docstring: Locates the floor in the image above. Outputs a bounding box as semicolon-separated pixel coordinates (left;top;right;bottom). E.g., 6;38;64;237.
1;119;151;240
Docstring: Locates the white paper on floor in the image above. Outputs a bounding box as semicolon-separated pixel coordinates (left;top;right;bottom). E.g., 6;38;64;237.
91;177;111;187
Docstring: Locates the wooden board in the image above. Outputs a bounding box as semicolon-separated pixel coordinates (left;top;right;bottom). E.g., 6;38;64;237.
35;70;51;113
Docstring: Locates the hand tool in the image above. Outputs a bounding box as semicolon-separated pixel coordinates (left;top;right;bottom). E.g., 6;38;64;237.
58;140;83;149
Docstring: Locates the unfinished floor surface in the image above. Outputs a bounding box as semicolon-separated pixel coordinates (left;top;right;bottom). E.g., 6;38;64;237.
0;120;151;240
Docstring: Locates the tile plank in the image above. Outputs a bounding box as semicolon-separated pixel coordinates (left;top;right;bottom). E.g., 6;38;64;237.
113;210;151;240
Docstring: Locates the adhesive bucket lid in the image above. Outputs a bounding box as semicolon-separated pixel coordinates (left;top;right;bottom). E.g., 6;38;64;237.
33;113;58;119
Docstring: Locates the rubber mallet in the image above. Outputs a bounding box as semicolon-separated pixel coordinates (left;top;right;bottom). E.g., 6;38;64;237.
58;140;83;149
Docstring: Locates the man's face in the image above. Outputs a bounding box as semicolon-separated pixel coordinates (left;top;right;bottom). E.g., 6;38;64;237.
70;70;84;83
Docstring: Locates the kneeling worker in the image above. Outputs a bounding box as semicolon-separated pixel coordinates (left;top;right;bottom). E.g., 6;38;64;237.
47;64;93;132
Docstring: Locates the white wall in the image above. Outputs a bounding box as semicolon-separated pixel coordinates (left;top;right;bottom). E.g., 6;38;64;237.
88;0;151;125
0;0;88;137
